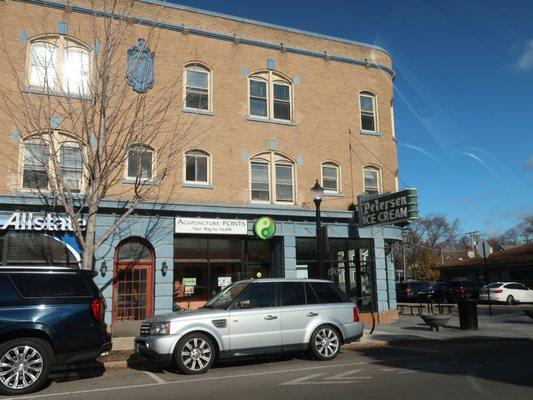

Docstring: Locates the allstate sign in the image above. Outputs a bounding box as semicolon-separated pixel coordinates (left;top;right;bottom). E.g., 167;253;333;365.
0;212;86;232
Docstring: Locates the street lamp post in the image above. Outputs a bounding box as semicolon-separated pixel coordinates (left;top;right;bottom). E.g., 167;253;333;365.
311;180;325;278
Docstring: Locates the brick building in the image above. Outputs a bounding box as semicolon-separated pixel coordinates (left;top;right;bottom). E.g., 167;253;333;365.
0;0;402;334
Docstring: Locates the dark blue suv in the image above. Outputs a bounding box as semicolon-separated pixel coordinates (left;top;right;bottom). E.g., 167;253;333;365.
0;266;111;395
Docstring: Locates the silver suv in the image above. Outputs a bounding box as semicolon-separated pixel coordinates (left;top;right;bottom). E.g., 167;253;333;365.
134;279;363;374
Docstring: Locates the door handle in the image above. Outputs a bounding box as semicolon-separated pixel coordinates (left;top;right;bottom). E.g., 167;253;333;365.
264;315;278;320
306;312;318;317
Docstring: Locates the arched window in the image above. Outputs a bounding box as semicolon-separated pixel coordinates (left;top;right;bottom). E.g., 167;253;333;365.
363;166;381;195
359;91;377;132
184;63;211;111
249;71;293;121
184;149;211;184
251;152;294;203
28;35;90;95
322;162;340;193
126;145;154;180
21;132;84;193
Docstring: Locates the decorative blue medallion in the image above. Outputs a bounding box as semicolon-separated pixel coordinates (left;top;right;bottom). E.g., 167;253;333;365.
127;38;155;93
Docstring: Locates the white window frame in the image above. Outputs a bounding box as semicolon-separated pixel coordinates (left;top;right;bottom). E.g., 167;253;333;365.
183;63;212;112
183;149;211;185
321;162;341;194
363;166;382;195
27;35;91;96
125;144;155;181
250;152;295;204
20;131;85;193
248;71;293;122
359;92;378;132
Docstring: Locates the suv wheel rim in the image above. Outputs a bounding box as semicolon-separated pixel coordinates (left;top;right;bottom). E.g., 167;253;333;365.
181;338;212;371
315;328;339;358
0;345;43;390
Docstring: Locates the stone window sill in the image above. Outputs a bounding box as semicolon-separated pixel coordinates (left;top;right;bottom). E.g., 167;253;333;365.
181;182;215;189
246;116;297;126
22;86;92;101
181;108;214;116
360;130;382;137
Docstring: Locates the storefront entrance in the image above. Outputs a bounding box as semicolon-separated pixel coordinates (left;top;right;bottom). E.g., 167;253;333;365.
113;238;154;336
173;237;275;310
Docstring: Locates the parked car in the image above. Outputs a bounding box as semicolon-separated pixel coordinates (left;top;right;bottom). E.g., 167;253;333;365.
395;282;432;302
135;279;363;374
479;282;533;304
0;266;112;395
416;282;448;303
444;280;484;302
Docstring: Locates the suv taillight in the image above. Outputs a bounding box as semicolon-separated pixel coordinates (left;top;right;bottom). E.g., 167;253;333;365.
353;306;360;323
90;298;104;323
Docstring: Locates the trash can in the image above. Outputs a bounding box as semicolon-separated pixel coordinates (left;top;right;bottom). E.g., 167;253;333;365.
457;298;478;330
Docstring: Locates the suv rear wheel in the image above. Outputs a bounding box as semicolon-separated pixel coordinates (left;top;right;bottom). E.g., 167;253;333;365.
0;338;52;396
310;325;341;361
174;333;215;375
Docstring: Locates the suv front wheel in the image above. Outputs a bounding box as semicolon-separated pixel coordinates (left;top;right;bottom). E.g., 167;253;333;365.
174;333;215;375
0;338;53;396
310;325;341;361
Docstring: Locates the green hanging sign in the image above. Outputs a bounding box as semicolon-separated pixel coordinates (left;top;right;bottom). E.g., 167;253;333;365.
254;216;276;240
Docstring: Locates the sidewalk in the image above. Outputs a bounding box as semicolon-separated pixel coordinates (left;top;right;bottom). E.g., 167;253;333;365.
98;306;533;368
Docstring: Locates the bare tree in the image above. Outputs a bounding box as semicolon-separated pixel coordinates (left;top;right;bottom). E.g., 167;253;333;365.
0;1;207;269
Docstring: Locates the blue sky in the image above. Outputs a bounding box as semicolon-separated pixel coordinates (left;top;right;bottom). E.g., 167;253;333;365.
169;0;533;237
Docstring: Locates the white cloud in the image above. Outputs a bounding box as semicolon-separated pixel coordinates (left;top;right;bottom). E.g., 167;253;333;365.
516;39;533;71
524;156;533;171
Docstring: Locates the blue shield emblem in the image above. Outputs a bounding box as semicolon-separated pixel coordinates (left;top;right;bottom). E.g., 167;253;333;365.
127;38;155;93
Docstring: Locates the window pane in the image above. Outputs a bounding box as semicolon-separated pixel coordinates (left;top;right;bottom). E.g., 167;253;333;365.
10;273;91;298
30;43;57;88
140;152;153;178
186;69;208;89
310;282;345;303
323;165;338;191
360;95;374;113
196;155;208;182
361;114;375;131
275;164;293;202
64;47;90;94
185;155;196;181
305;283;320;304
23;142;49;189
252;163;269;181
273;101;290;120
274;84;290;101
280;282;306;306
238;282;277;308
364;169;378;188
118;241;151;261
250;80;267;98
185;90;209;110
60;145;83;192
275;164;292;181
250;98;267;117
323;178;337;191
128;147;152;179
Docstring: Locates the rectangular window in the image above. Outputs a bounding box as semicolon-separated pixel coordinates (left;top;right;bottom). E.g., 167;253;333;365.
251;162;270;201
185;69;209;110
60;145;83;192
185;152;208;182
128;148;153;179
29;43;57;89
22;142;50;190
275;163;293;202
9;272;91;298
360;94;376;131
273;83;291;120
310;282;348;304
280;282;306;306
322;165;339;192
364;169;380;195
64;47;89;95
237;282;277;309
250;80;268;117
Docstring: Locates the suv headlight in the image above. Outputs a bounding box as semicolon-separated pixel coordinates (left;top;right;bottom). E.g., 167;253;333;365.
150;322;171;335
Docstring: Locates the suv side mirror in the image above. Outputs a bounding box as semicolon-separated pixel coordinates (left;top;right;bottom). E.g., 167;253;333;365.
237;299;251;309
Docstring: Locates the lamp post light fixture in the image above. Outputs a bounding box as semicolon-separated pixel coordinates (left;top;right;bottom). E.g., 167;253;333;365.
99;261;108;277
311;180;325;278
161;261;169;277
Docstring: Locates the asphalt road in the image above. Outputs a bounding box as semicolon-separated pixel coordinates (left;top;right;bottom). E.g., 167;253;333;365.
5;339;533;400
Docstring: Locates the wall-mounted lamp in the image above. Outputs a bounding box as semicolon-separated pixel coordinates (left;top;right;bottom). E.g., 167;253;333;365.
100;261;108;277
161;261;168;277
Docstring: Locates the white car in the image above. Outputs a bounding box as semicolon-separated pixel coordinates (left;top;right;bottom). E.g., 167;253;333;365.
479;282;533;304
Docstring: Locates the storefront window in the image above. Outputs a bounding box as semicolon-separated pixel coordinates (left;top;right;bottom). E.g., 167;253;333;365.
173;237;272;310
296;237;376;312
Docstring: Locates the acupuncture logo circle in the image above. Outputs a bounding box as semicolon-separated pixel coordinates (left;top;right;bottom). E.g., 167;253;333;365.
254;217;276;240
